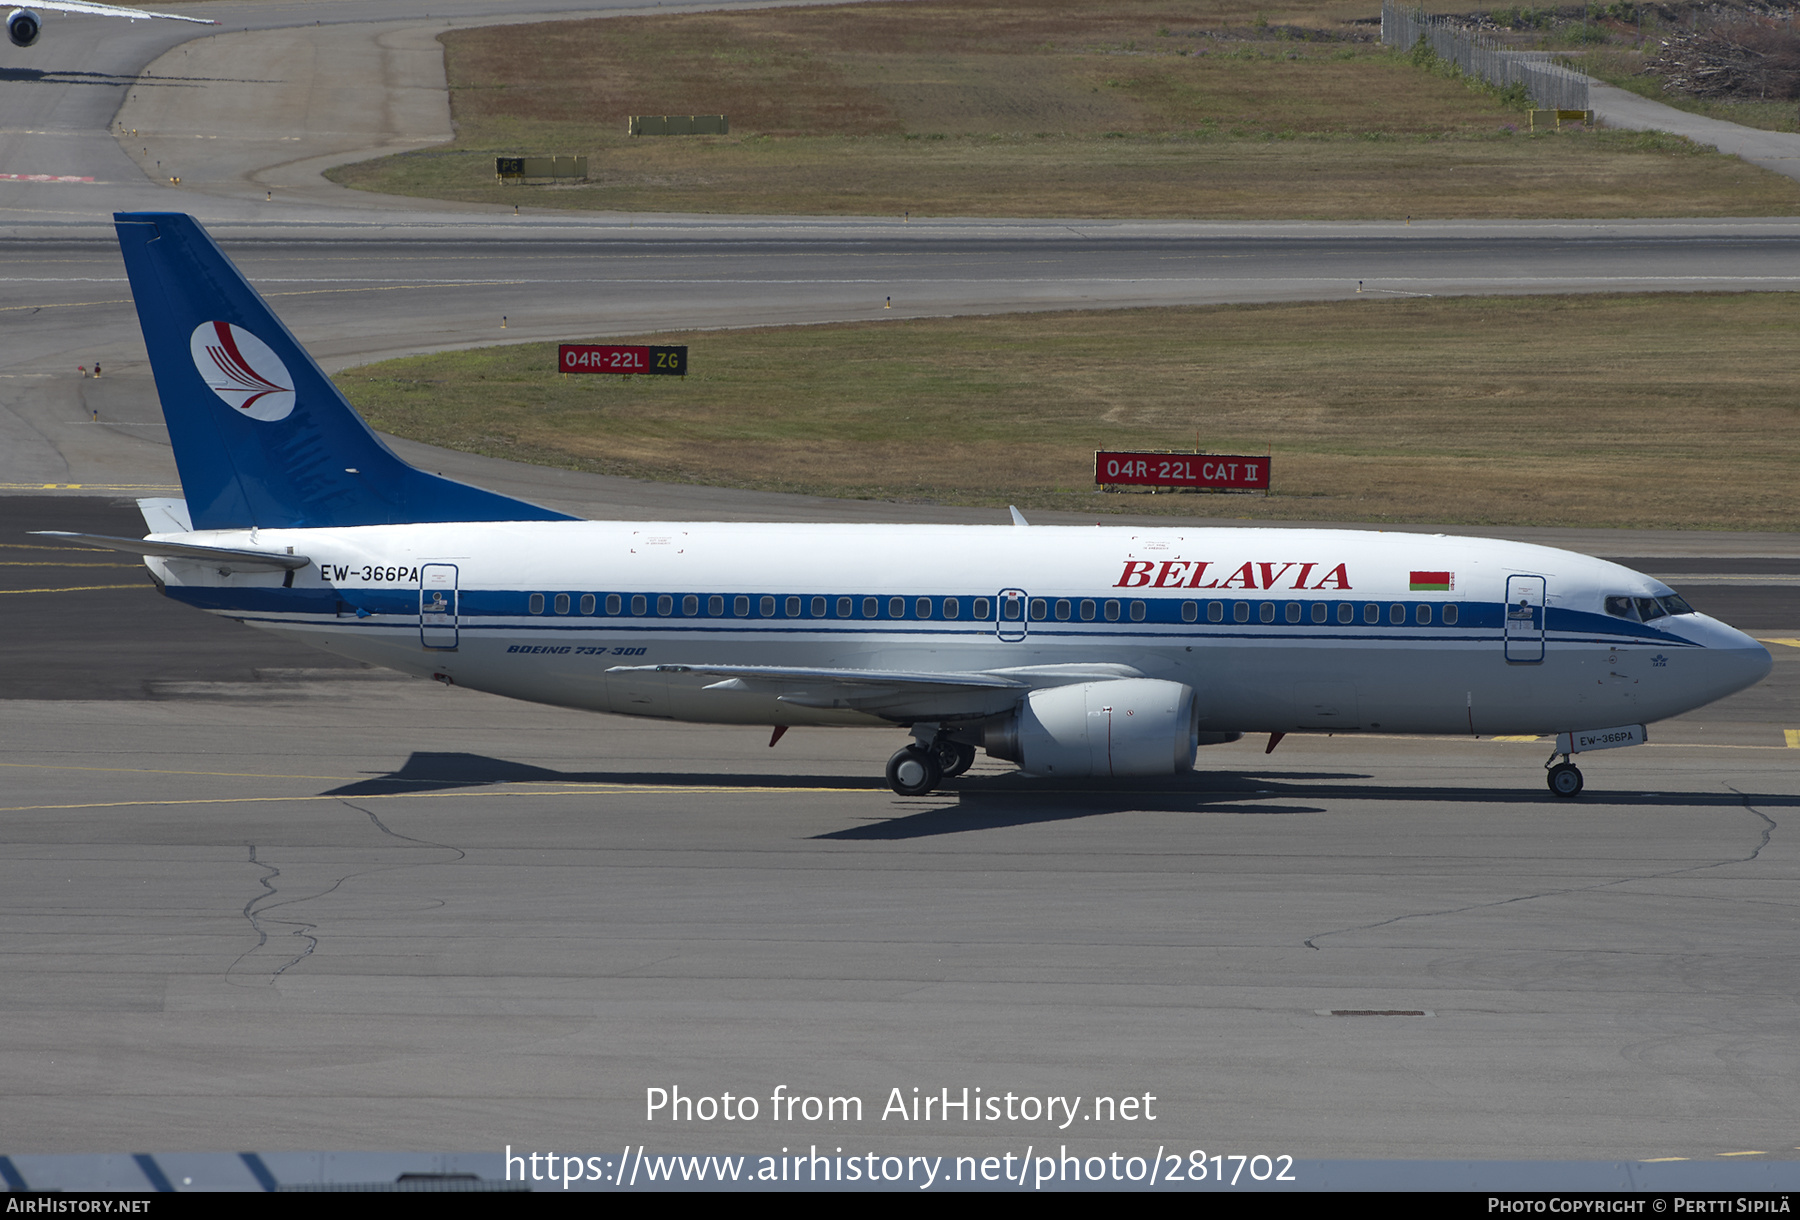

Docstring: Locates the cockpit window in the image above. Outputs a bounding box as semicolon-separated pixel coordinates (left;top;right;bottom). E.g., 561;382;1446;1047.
1606;592;1696;621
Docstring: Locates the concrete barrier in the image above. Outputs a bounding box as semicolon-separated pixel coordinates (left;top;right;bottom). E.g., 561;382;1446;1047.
628;115;729;136
1527;109;1593;130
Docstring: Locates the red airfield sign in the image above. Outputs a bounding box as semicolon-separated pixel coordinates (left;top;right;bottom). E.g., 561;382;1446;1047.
1096;451;1270;491
559;344;687;376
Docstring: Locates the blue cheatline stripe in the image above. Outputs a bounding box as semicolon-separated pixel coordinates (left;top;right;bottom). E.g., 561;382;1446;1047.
239;1152;279;1192
165;582;1699;648
133;1153;175;1192
201;608;1700;653
0;1156;27;1191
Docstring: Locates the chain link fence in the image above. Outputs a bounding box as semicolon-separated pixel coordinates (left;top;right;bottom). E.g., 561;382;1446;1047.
1381;2;1591;111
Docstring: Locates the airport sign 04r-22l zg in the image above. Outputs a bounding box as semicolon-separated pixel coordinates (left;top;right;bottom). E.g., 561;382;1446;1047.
559;344;688;376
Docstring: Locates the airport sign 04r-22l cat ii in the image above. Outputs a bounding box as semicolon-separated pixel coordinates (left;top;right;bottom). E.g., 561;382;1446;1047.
38;213;1772;798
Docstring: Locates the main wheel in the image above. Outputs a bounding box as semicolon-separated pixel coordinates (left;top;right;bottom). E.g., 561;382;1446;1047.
886;746;943;796
933;740;977;779
1547;762;1584;798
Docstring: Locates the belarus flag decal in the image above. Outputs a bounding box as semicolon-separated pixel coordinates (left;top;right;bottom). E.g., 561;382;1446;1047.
1409;571;1454;592
190;321;296;422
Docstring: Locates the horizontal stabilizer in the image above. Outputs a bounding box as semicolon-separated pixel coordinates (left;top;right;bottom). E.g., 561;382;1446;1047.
32;531;311;572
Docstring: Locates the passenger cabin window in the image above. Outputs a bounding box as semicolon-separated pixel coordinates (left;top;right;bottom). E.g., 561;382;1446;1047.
1363;603;1379;624
1059;599;1074;621
761;595;776;617
917;597;932;618
838;597;853;618
580;594;596;615
1311;603;1327;624
606;594;622;615
973;598;991;620
1259;603;1275;624
710;595;724;615
1235;602;1251;624
1030;598;1047;620
891;596;906;618
1337;603;1354;624
863;597;879;618
631;595;647;616
1104;600;1121;622
1443;604;1458;625
787;596;802;617
1130;601;1146;621
944;598;960;619
1182;601;1198;623
1285;603;1301;624
1081;600;1096;621
684;595;699;616
529;593;545;614
735;595;750;616
813;596;827;617
1208;602;1224;623
1390;603;1405;625
1416;604;1432;625
658;595;673;615
553;593;570;614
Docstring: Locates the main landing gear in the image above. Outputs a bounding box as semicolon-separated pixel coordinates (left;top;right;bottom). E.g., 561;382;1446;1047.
885;735;977;796
1546;755;1584;798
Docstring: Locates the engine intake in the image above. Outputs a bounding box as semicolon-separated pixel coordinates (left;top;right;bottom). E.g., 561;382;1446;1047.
982;678;1198;778
8;9;40;47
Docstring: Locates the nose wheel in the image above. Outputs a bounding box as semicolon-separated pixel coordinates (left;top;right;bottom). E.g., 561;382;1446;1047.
1546;759;1584;798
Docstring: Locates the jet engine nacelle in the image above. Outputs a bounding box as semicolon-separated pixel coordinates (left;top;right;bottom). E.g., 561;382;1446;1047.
8;8;40;46
982;678;1198;778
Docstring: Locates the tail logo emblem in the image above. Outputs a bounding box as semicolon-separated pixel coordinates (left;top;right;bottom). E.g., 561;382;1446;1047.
190;321;295;421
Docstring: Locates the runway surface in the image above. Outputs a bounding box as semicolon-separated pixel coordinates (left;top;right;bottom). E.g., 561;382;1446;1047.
1;0;1798;1176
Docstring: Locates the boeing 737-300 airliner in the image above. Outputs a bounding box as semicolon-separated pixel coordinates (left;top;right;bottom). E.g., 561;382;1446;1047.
40;213;1773;798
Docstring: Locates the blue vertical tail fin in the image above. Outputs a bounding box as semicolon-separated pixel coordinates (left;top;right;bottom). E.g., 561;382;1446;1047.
114;212;575;530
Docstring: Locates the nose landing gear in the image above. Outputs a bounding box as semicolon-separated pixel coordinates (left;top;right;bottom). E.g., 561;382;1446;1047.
1546;755;1584;798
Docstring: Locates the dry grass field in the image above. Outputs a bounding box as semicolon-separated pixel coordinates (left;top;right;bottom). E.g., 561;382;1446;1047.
326;0;1800;218
338;293;1800;532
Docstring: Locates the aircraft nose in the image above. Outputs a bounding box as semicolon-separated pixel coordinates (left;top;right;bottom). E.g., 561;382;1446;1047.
1704;625;1772;699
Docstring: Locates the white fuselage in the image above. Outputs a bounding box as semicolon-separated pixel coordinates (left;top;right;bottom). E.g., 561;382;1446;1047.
142;522;1772;740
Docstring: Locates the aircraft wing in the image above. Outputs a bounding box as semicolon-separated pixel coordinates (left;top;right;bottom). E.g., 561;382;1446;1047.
31;531;310;572
29;2;215;23
608;661;1144;718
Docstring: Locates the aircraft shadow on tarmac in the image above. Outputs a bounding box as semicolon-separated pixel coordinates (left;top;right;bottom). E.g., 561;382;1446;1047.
0;67;274;86
319;751;1797;839
321;751;890;797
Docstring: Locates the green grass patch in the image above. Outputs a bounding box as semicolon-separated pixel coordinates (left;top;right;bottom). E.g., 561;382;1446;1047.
325;0;1800;218
338;293;1800;531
